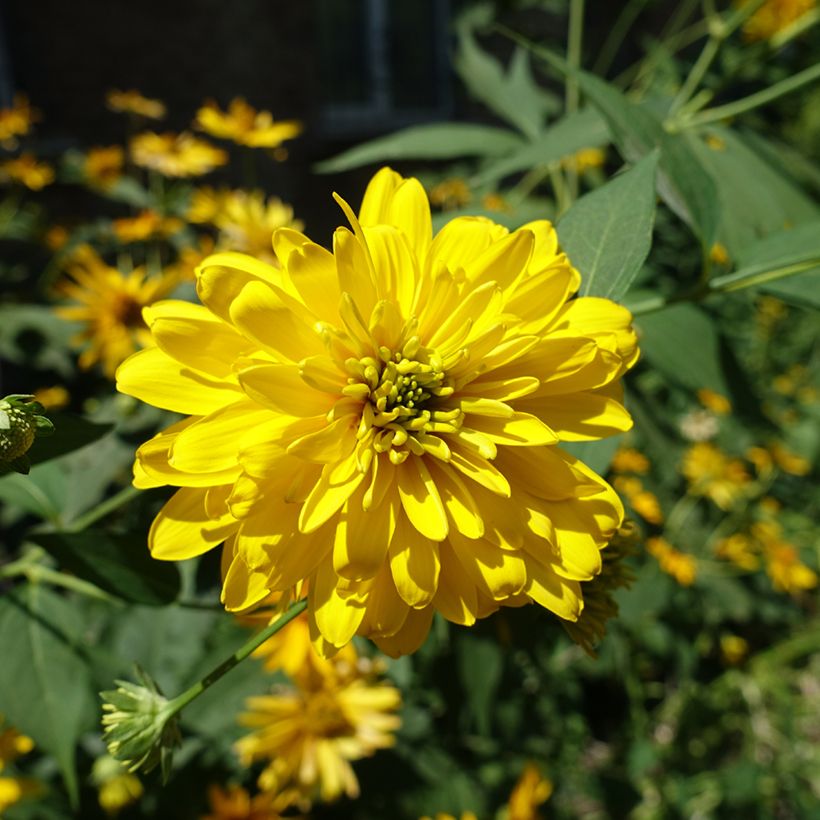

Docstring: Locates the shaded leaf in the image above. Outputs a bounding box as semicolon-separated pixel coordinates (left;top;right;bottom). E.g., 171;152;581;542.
455;633;503;736
558;151;658;301
562;435;622;476
27;415;114;467
30;530;180;606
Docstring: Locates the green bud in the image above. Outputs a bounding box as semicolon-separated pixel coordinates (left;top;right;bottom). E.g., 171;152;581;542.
0;394;55;475
100;666;180;782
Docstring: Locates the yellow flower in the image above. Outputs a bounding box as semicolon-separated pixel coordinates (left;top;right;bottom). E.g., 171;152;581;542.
0;153;55;190
611;447;650;474
0;719;39;815
708;243;730;266
188;186;234;223
0;722;33;770
481;192;511;213
770;442;811;476
429;178;471;210
0;94;38;147
647;537;697;586
111;209;183;244
236;646;401;803
32;385;70;411
92;755;143;817
106;89;166;120
765;542;817;594
44;225;70;251
507;763;553;820
715;533;760;571
0;776;41;814
720;634;749;665
613;476;663;524
738;0;816;40
84;146;125;189
697;388;731;415
54;246;176;377
130;132;227;178
200;783;298;820
214;191;304;266
746;445;774;477
116;166;638;657
758;495;781;514
564;147;606;173
682;442;750;510
195;98;303;149
166;235;216;283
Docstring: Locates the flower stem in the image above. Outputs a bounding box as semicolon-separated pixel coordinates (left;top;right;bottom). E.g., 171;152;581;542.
165;598;307;716
64;485;143;533
593;0;650;77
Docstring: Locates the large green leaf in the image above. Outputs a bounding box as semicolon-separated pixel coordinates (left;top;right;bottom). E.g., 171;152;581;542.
30;530;180;606
636;304;728;393
573;71;718;245
314;124;523;173
470;108;609;186
454;31;555;140
27;415;114;467
558;151;658;301
0;585;96;806
455;633;503;736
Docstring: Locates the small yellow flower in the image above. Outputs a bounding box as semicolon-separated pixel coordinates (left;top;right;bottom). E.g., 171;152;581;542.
117;167;638;657
765;542;817;594
507;763;553;820
84;146;125;189
697;388;731;415
738;0;816;41
200;783;298;820
429;178;471;210
770;442;811;476
187;186;234;223
613;476;663;524
611;447;650;474
213;191;304;266
106;89;166;120
112;209;183;244
165;235;216;283
758;495;781;514
647;537;697;586
195;98;302;149
32;385;70;411
0;153;55;190
704;133;726;151
746;445;774;477
236;645;401;803
0;722;33;770
0;94;38;147
564;147;606;173
0;776;42;814
54;246;176;377
716;532;760;571
92;755;144;817
708;243;731;267
481;192;511;213
720;634;749;665
130;132;227;178
682;442;750;510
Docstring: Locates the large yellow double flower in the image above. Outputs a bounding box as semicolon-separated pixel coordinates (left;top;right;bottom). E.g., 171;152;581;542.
117;168;638;656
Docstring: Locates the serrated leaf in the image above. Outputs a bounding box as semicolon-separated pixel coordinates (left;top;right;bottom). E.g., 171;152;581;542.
558;151;658;301
471;108;610;186
315;123;524;173
0;585;96;806
30;530;180;606
636;304;728;393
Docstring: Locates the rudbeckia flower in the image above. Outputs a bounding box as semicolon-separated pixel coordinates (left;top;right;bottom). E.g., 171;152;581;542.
117;168;638;657
106;89;166;120
195;98;302;149
130;132;227;178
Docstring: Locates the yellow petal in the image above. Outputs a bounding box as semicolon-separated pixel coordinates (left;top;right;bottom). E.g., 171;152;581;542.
524;559;583;621
238;363;336;416
287;417;358;463
117;347;243;415
388;508;441;607
449;530;527;600
282;240;341;323
427;216;506;276
221;552;271;611
310;558;367;648
426;461;484;539
299;449;367;533
434;543;478;626
463;412;559;447
333;227;378;320
360;562;410;638
525;389;633;441
358;167;402;226
371;606;435;658
388;176;432;263
463;229;533;290
396;456;449;541
333;494;394;581
448;442;511;497
362;224;417;315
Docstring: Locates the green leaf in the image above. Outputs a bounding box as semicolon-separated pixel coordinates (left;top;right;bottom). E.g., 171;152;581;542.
314;124;524;173
0;305;79;378
470;108;610;186
454;30;554;139
575;72;717;245
636;304;728;393
29;530;180;606
0;585;96;806
455;633;503;736
26;415;114;467
562;435;622;476
558;151;658;301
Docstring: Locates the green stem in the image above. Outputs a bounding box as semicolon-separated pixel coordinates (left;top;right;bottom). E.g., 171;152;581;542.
665;491;700;539
0;560;119;603
565;0;585;203
770;7;820;49
593;0;650;77
676;61;820;130
669;33;723;115
65;485;143;533
165;598;307;716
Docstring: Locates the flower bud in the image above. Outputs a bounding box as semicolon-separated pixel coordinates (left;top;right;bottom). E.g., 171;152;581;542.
0;394;55;474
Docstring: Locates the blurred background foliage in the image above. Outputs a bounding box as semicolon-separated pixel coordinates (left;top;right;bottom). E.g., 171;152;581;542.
0;0;819;817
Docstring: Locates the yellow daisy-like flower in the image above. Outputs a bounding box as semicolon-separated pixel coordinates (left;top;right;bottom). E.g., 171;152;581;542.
765;542;817;594
214;191;304;266
613;476;663;524
719;634;749;665
770;442;811;476
0;153;55;190
236;647;401;803
32;385;70;411
188;186;234;224
111;209;183;244
429;178;471;211
0;94;38;147
507;762;553;820
201;783;298;820
646;537;697;586
564;147;606;174
611;446;650;474
715;532;760;571
195;98;302;149
92;755;144;817
106;89;166;120
55;246;177;377
84;145;125;189
0;775;41;814
116;167;637;657
0;722;33;770
166;235;216;283
130;132;227;178
682;442;750;510
696;388;731;415
738;0;816;41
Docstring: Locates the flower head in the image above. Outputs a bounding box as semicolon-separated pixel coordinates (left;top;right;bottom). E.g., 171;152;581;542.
84;146;125;189
0;94;38;147
646;537;697;586
54;246;177;377
236;643;401;804
682;442;750;510
106;89;166;120
738;0;816;41
507;762;553;820
130;132;227;177
92;755;144;816
201;783;299;820
195;98;302;149
611;447;650;474
429;177;471;210
117;167;637;657
0;153;54;190
111;209;183;244
697;388;731;415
